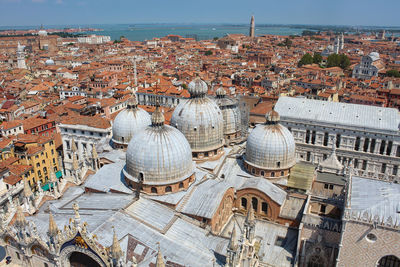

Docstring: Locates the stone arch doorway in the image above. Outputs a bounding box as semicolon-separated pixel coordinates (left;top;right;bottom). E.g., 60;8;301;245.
69;251;101;267
378;255;400;267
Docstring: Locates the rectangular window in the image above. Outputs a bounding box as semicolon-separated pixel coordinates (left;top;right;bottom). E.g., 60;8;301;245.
329;184;334;190
320;205;326;213
324;184;329;189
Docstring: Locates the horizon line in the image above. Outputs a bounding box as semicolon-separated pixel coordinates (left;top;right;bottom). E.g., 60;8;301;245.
1;22;400;29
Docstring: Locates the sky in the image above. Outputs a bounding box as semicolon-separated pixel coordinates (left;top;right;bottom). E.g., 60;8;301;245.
0;0;399;27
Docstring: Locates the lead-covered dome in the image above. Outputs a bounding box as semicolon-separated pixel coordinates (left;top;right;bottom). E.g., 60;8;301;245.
124;106;195;193
171;78;224;161
245;110;295;176
214;87;242;142
112;96;151;147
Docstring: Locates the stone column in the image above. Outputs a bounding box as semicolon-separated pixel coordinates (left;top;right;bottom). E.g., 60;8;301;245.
359;137;365;152
374;140;381;154
390;143;397;157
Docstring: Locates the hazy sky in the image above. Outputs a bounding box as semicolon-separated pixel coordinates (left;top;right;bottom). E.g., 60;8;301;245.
0;0;399;27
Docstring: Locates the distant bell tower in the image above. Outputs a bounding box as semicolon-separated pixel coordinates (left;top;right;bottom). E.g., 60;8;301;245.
249;15;255;38
16;42;27;69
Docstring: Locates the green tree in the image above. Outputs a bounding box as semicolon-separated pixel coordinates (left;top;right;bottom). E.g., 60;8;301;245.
298;53;314;67
313;53;322;64
205;50;213;56
182;83;188;89
327;54;350;69
213;37;219;41
386;69;400;78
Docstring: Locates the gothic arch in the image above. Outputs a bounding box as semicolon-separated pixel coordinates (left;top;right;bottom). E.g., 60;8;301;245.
59;245;106;267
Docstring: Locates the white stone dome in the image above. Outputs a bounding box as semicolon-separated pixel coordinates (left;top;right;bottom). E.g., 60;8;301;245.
171;78;224;153
214;88;241;136
245;110;295;170
45;59;55;65
124;107;194;185
38;30;47;36
112;97;151;146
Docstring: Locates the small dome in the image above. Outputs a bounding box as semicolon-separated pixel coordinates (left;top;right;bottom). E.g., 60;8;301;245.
188;78;208;97
124;106;194;186
38;30;47;36
369;52;380;61
214;91;241;137
216;87;226;97
45;59;55;65
245;111;295;171
171;78;224;155
112;96;151;146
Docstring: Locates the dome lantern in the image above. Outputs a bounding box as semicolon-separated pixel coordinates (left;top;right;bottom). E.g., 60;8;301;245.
188;78;208;98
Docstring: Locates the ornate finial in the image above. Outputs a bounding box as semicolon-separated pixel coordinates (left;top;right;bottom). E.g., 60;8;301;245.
72;153;79;170
72;202;80;224
92;144;98;159
127;94;138;109
15;206;27;228
151;104;165;127
48;212;59;237
23;178;33;198
111;226;123;260
156;242;165;267
265;110;280;124
71;138;77;153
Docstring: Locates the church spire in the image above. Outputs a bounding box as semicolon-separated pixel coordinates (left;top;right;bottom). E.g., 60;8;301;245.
48;212;59;237
156;243;165;267
23;178;32;199
71;138;77;153
111;226;123;261
15;206;27;229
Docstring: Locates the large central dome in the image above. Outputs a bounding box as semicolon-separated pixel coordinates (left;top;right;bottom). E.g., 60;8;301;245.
112;96;151;148
244;110;296;179
124;106;195;195
170;78;224;161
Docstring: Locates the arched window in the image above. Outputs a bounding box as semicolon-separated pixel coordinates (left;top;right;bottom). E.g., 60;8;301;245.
241;198;247;209
165;186;172;193
260;171;265;176
378;255;400;267
251;197;258;212
262;202;268;214
139;172;144;182
271;172;275;177
281;171;284;176
179;182;184;189
251;168;255;174
151;187;157;194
